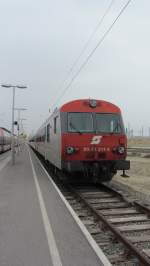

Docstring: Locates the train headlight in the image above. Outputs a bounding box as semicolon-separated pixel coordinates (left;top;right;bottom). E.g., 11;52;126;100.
66;146;75;155
89;99;97;108
117;146;125;154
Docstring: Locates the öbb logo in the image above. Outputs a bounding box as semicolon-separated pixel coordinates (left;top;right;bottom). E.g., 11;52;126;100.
90;136;102;145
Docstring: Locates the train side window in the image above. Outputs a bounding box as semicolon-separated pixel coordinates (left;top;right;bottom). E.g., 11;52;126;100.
47;124;50;142
39;127;46;142
54;117;58;134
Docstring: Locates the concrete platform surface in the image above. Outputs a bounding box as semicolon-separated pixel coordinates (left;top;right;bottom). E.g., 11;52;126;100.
0;145;111;266
0;151;11;172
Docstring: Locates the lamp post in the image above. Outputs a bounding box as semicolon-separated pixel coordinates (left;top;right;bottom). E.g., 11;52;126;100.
1;84;27;165
14;108;27;151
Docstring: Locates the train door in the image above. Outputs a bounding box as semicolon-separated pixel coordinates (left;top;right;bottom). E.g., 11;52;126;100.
51;114;61;169
46;113;61;168
45;123;50;160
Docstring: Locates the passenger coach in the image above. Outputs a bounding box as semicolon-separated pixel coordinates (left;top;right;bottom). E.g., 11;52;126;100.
0;127;11;153
30;99;130;182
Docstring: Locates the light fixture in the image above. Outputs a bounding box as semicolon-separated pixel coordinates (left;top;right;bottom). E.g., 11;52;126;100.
89;99;97;108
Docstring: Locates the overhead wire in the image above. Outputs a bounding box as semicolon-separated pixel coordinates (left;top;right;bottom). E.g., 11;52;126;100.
69;0;116;73
50;0;115;107
51;0;133;110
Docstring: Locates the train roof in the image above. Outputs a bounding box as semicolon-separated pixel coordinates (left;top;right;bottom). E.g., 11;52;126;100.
60;99;121;113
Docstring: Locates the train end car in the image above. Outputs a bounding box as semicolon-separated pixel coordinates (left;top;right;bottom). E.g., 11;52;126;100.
31;99;130;182
60;99;130;182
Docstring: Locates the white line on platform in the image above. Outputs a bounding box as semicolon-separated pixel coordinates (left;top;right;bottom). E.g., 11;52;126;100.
28;148;63;266
32;149;112;266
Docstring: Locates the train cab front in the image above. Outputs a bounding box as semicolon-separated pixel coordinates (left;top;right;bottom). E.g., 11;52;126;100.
60;99;130;182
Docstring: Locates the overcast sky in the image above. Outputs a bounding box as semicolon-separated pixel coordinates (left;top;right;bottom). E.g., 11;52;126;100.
0;0;149;136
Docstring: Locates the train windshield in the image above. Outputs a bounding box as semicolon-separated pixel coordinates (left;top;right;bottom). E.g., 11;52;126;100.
68;112;94;133
96;113;125;134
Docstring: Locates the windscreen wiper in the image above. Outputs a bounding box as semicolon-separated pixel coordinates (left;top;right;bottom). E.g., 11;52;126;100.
111;122;122;133
69;122;82;135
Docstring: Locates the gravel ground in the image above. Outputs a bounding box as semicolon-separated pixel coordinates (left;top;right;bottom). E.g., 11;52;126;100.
128;137;150;147
112;155;150;203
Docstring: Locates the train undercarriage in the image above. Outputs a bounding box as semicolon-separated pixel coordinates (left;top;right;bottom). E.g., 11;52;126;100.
62;160;130;183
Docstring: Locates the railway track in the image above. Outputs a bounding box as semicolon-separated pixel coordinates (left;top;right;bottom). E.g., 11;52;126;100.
127;147;150;155
57;181;150;265
33;150;150;265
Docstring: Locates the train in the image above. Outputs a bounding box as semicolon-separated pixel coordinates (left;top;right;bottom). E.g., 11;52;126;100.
0;127;11;153
29;99;130;182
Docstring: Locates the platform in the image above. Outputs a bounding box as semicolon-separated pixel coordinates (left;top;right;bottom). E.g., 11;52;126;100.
0;146;111;266
0;150;11;171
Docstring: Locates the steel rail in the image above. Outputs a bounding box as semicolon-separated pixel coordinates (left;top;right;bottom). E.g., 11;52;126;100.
68;185;150;265
102;183;150;216
134;201;150;217
127;147;150;153
99;183;134;204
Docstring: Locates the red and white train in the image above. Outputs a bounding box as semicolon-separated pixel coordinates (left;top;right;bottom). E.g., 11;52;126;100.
30;99;130;182
0;127;11;153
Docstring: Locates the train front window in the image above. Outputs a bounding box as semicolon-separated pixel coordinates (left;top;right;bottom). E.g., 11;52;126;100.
68;113;94;133
96;113;124;134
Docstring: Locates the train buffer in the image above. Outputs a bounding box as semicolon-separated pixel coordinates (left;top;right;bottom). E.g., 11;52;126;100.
0;145;111;266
